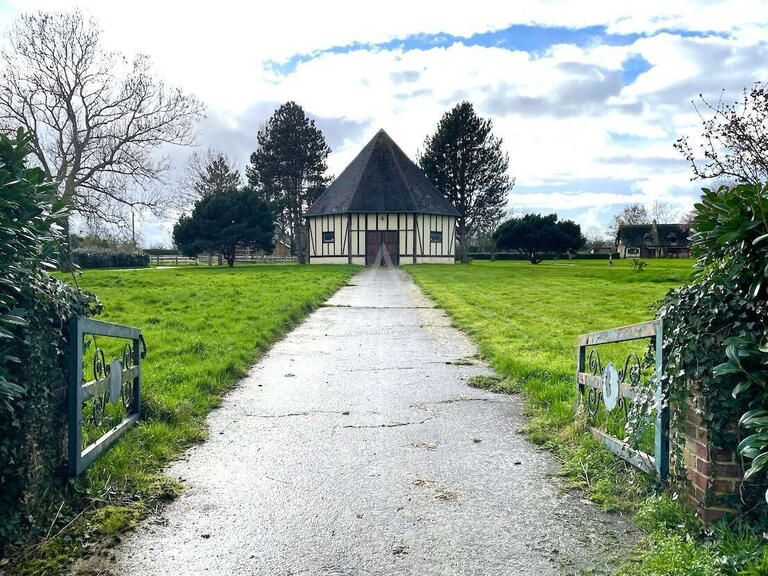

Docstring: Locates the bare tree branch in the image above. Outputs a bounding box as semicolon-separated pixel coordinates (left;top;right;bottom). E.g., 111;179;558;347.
0;10;205;231
675;83;768;185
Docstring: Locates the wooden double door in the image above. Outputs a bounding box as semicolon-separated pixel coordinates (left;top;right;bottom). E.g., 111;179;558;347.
365;231;400;266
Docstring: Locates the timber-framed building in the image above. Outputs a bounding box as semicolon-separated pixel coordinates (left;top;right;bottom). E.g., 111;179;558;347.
306;129;459;265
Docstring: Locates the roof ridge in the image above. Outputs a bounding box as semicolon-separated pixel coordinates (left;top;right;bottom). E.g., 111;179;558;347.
345;131;381;192
382;133;420;211
306;129;459;217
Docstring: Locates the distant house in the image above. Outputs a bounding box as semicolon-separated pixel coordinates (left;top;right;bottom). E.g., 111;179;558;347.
617;220;691;258
272;240;291;257
588;241;615;256
235;239;292;258
305;129;460;265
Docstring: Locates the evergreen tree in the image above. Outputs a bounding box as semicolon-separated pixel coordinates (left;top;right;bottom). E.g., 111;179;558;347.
173;188;274;267
194;153;241;199
419;102;513;262
494;213;585;264
247;102;330;263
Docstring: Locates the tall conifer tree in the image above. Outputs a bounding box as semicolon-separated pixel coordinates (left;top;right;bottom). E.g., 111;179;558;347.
419;102;512;262
247;102;330;263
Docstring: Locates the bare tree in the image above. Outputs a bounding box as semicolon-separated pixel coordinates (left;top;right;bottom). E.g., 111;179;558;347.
584;226;608;251
0;11;204;232
607;203;649;240
675;83;768;184
680;209;696;227
650;199;681;223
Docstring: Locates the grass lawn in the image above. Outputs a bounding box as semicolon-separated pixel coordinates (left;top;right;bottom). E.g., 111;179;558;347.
409;258;691;449
15;264;357;575
408;258;768;575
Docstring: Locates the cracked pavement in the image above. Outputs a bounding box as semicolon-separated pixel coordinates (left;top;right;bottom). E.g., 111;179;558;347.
88;268;638;575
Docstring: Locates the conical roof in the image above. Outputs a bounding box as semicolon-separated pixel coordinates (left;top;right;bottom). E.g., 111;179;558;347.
306;129;460;217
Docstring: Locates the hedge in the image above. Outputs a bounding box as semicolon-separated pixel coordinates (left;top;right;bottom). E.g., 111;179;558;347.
0;128;100;553
469;252;620;261
143;248;180;256
0;277;98;550
71;248;149;269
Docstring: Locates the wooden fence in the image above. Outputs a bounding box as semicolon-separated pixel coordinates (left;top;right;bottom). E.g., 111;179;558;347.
149;254;297;266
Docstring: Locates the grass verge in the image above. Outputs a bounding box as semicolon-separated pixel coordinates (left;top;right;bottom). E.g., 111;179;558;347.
10;264;357;575
407;259;768;575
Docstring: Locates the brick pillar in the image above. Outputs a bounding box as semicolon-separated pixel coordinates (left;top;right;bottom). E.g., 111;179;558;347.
682;394;743;524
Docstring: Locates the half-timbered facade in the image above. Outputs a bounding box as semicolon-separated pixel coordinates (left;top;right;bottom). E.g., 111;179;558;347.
306;129;459;265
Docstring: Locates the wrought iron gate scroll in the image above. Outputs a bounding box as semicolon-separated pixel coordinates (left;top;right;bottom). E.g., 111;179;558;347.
576;319;669;480
68;317;146;476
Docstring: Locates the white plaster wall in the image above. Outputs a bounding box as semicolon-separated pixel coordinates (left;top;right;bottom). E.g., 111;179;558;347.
309;212;456;264
308;215;348;258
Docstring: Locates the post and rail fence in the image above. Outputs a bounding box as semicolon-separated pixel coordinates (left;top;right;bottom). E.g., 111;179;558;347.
149;254;297;266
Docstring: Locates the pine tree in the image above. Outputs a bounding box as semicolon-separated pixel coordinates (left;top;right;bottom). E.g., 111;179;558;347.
194;154;241;198
419;102;513;262
173;188;274;267
247;102;330;263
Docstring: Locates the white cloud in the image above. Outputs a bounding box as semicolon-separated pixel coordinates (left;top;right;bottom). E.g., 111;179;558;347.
3;0;766;244
510;191;650;210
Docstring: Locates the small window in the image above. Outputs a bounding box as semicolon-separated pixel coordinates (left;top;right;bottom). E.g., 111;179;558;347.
322;231;335;243
668;233;678;246
430;231;442;243
627;247;640;257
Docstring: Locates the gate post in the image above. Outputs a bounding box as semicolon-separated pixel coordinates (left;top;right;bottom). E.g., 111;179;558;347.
67;317;83;477
681;388;742;524
654;319;669;480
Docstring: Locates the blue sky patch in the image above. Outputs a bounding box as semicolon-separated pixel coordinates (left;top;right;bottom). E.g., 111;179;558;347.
621;54;653;84
265;24;727;76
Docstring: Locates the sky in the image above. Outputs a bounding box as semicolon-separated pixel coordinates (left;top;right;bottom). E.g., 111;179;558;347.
2;0;768;246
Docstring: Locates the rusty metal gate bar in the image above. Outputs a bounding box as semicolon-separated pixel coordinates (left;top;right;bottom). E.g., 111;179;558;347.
68;317;146;476
576;318;668;480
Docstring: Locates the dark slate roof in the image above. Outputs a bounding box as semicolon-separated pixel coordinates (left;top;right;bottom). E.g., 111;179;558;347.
306;129;460;217
617;223;690;247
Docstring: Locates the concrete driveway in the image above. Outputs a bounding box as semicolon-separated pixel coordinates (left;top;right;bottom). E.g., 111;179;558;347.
92;268;637;575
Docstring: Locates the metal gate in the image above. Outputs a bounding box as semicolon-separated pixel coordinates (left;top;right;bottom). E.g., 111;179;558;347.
68;317;146;476
576;319;669;479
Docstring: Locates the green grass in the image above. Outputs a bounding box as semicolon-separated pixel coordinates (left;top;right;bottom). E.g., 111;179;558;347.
408;258;690;449
407;258;768;575
13;264;356;574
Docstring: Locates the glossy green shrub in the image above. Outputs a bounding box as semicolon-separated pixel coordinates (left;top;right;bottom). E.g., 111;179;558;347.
0;129;99;554
661;184;768;507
